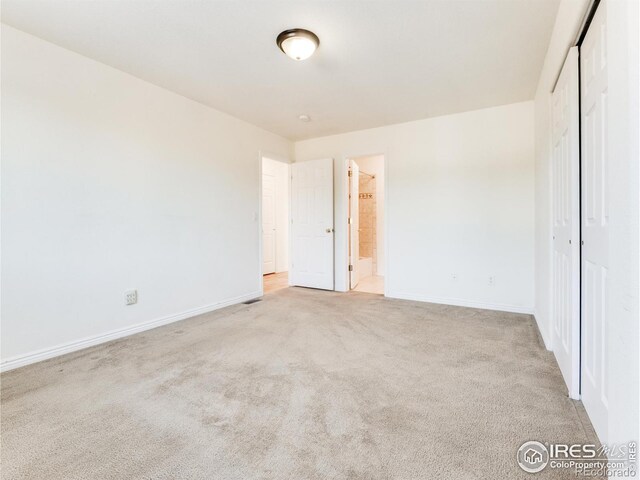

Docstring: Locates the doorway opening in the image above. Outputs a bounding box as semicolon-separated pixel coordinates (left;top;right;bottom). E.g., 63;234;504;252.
261;156;290;294
348;155;385;295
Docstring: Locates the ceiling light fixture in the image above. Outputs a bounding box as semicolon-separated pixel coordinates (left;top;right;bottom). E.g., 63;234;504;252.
298;114;311;122
276;29;319;61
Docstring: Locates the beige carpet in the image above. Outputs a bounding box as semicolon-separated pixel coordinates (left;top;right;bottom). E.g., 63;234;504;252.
1;288;598;479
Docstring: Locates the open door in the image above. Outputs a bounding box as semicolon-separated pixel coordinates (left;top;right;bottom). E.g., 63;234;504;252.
290;158;334;290
551;46;580;400
349;160;360;289
262;171;276;274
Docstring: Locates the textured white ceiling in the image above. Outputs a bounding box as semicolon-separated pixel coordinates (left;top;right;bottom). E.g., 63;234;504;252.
1;0;559;140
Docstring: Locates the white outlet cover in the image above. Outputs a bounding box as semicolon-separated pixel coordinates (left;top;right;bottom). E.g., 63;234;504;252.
125;290;138;305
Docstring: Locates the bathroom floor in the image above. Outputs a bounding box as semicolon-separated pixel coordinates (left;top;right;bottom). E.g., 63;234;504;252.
353;275;384;295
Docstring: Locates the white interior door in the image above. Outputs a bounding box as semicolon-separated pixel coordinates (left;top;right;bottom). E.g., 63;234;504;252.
350;161;360;289
262;172;276;274
551;46;580;400
580;1;609;441
290;158;334;290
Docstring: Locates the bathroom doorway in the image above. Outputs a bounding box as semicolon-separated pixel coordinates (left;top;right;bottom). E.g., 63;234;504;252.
348;155;385;294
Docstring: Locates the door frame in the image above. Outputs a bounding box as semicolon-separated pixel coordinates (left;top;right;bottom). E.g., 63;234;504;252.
349;159;360;289
341;152;389;296
257;151;291;296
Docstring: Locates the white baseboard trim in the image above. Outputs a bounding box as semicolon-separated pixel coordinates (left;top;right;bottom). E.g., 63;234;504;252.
387;291;534;315
0;291;261;373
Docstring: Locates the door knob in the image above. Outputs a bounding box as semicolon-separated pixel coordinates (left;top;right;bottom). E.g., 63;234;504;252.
326;228;334;233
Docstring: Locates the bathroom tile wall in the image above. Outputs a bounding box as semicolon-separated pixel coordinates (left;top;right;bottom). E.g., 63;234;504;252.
358;174;377;274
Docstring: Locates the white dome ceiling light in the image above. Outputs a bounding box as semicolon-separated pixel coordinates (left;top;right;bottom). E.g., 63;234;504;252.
276;29;319;61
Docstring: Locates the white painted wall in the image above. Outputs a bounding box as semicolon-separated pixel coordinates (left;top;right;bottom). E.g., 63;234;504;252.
262;157;289;273
533;0;639;445
603;0;638;449
295;102;535;313
1;26;292;368
353;155;385;276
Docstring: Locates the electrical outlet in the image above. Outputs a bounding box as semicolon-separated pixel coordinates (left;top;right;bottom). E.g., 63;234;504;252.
488;276;495;286
125;290;138;305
